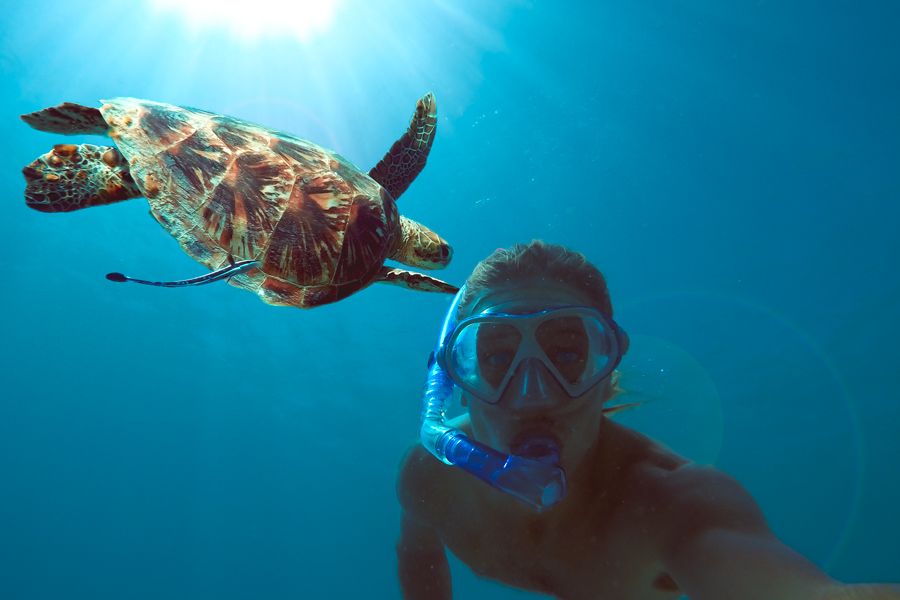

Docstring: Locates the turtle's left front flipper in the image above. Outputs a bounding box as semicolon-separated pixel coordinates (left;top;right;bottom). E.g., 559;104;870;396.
375;267;458;294
368;92;437;200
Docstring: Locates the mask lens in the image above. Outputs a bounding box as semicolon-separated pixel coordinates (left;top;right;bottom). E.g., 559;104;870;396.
535;313;617;391
475;322;523;388
448;322;522;401
535;315;589;384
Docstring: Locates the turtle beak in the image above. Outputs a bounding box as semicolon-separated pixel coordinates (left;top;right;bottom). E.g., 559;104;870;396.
22;166;42;182
437;242;452;265
421;239;452;268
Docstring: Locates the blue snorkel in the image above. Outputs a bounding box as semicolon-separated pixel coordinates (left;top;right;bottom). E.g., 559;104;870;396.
420;286;567;512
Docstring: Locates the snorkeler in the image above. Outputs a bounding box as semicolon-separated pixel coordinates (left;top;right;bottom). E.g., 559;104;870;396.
396;241;900;600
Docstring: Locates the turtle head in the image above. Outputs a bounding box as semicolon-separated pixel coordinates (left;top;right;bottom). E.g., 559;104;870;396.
390;215;452;269
23;144;140;212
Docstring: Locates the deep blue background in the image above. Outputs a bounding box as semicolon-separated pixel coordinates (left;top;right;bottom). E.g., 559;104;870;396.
1;1;898;598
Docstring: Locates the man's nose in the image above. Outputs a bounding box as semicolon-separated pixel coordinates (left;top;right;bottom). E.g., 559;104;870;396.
503;358;562;410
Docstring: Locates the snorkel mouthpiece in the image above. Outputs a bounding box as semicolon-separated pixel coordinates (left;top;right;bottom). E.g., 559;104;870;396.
441;433;567;511
420;286;567;511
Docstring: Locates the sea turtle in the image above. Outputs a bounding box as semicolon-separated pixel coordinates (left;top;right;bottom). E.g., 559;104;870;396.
21;93;457;308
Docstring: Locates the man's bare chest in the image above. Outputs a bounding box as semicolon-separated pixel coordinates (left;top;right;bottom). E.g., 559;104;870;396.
438;510;681;599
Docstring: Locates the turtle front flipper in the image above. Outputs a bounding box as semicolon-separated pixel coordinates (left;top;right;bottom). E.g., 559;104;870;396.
21;102;107;135
23;144;141;212
375;267;458;294
368;92;437;200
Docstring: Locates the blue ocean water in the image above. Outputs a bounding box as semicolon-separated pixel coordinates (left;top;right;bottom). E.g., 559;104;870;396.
2;1;898;598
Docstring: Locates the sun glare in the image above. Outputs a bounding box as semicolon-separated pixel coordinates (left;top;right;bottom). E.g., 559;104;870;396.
148;0;340;42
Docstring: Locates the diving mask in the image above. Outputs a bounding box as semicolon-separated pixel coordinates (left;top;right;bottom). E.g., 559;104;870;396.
438;305;629;405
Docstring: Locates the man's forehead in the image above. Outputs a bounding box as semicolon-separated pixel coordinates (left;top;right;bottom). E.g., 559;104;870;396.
470;281;594;315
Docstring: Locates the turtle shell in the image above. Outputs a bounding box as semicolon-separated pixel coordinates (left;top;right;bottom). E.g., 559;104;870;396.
99;98;399;308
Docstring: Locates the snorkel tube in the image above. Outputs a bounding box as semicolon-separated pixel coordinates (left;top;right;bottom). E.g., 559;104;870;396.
420;287;567;512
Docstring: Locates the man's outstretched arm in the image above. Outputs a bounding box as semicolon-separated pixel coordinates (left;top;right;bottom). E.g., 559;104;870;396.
666;526;899;600
658;466;900;600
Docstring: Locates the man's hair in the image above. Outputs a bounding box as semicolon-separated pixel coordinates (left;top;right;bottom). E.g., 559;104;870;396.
458;240;613;319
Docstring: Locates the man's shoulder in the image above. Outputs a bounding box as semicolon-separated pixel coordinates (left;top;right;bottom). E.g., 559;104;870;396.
601;420;689;482
635;459;761;520
397;444;470;523
623;446;769;550
596;422;768;539
397;416;479;521
604;421;744;498
397;444;442;509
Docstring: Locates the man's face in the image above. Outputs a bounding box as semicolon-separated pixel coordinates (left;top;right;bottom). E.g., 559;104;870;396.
464;281;613;472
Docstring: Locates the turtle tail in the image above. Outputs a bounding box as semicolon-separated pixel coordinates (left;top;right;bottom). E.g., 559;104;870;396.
22;144;141;212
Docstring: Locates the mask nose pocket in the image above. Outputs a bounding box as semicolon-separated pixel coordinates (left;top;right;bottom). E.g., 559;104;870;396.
508;357;560;408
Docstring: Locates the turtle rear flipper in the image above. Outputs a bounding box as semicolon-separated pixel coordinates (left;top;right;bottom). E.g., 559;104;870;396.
368;92;437;200
23;143;141;212
375;267;458;294
21;102;108;135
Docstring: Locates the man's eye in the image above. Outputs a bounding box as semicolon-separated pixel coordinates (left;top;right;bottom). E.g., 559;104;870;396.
484;351;514;368
553;350;583;365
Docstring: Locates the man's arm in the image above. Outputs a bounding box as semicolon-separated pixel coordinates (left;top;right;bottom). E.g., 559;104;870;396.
396;446;453;600
397;510;452;600
666;526;899;599
656;466;900;600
